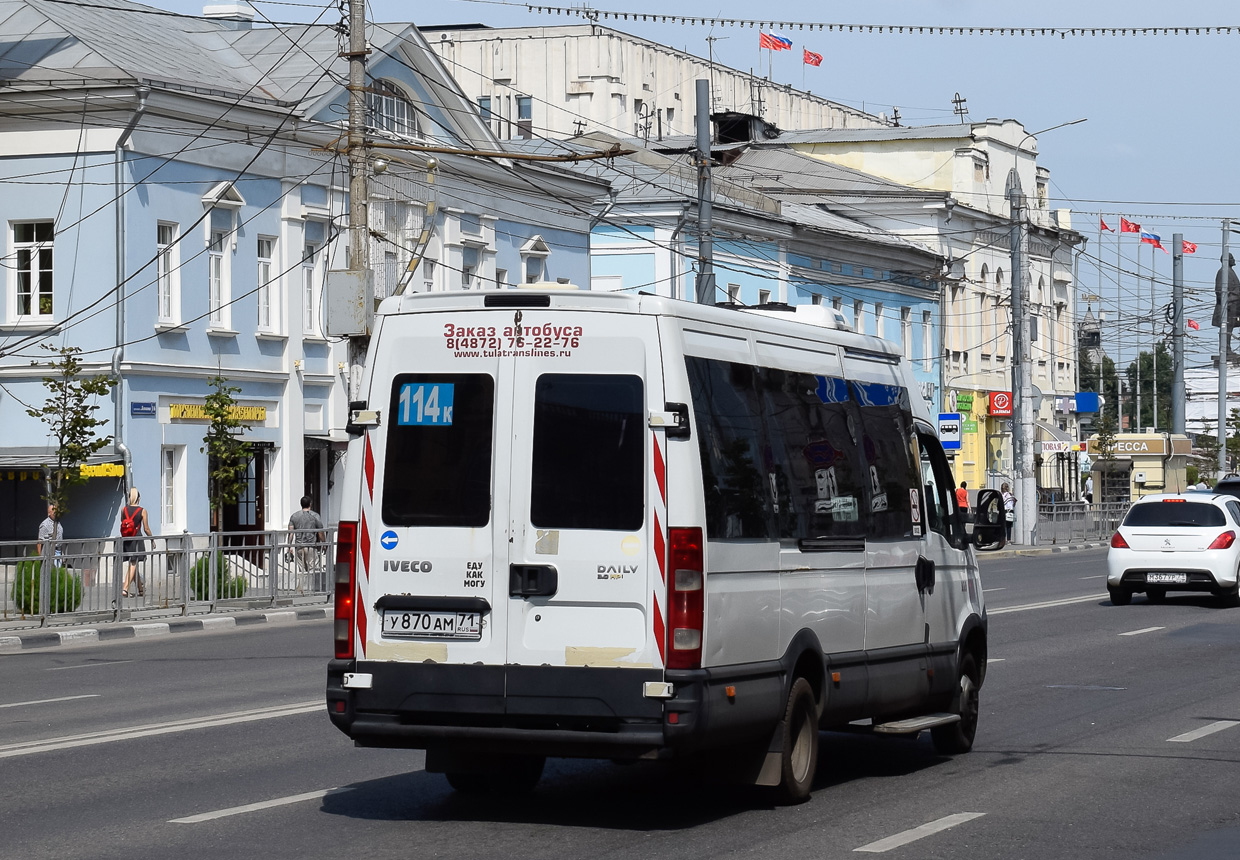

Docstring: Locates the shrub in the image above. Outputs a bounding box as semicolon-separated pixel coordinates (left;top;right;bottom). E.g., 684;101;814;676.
11;558;82;614
190;553;247;601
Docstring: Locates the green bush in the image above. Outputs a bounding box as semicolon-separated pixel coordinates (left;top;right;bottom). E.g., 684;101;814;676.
11;558;82;614
190;553;247;601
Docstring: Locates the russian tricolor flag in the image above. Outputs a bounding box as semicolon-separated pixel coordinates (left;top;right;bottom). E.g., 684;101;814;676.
1140;231;1168;253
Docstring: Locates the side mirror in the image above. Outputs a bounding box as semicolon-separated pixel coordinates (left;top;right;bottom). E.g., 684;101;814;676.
972;488;1007;551
915;556;936;592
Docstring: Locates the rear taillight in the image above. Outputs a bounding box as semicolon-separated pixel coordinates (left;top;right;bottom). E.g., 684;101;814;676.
1208;530;1236;550
335;521;358;659
1110;531;1130;549
667;527;704;670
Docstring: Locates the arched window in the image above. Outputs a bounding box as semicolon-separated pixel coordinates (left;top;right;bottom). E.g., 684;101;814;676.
367;80;418;137
979;263;989;288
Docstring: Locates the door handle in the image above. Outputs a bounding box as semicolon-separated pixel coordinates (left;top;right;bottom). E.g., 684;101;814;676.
510;564;558;598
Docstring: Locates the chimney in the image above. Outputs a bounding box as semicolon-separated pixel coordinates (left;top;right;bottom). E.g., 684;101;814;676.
203;2;256;29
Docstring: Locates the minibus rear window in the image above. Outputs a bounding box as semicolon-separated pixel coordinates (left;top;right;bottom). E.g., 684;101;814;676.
530;374;644;531
1123;502;1225;527
382;374;494;527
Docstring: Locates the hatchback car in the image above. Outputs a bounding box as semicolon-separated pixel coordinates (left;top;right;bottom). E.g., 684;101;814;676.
1107;494;1240;605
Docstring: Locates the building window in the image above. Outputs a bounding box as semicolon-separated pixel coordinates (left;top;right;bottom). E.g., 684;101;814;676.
11;221;54;319
521;236;549;283
759;289;770;305
832;296;842;312
853;300;864;333
460;213;481;235
524;256;543;283
367;80;418;137
496;268;508;288
256;237;275;331
517;95;533;138
477;96;493;129
811;293;822;306
922;310;933;372
208;230;229;327
423;258;436;291
874;302;884;339
155;223;179;324
727;283;740;304
901;307;911;353
462;246;479;289
303;243;319;334
161;446;184;532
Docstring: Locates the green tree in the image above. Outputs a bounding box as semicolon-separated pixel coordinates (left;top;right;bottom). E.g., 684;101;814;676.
1095;410;1118;462
1078;345;1120;424
1123;343;1174;432
200;374;252;531
26;345;117;522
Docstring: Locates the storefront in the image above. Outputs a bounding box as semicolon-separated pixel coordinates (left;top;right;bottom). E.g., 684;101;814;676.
1085;434;1191;503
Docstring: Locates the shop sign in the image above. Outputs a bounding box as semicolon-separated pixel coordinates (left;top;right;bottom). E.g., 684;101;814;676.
988;391;1013;416
962;419;978;434
946;390;976;414
81;463;125;477
1039;441;1085;454
169;403;267;422
1086;436;1167;456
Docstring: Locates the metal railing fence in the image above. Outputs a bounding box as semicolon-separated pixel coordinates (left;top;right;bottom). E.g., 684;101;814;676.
1036;501;1130;545
0;527;336;627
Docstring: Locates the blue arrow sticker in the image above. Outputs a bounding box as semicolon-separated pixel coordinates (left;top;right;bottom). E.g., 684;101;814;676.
380;530;398;551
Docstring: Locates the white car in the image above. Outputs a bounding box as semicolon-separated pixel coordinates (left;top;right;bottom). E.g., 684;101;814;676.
1107;493;1240;606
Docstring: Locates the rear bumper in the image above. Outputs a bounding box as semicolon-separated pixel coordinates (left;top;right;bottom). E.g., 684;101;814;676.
1111;568;1233;593
326;659;783;759
1108;548;1238;591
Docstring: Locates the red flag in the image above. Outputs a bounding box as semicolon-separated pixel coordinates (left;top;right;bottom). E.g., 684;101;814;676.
1100;218;1113;232
1188;319;1201;330
1183;240;1198;254
1120;217;1140;234
803;49;823;66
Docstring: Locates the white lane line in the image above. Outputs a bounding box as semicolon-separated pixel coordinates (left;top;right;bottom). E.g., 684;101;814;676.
988;658;1006;663
1168;720;1240;743
1119;626;1165;637
170;787;354;823
1080;575;1106;580
855;813;987;853
0;700;320;759
47;660;134;671
981;587;1006;593
0;694;100;709
988;594;1100;615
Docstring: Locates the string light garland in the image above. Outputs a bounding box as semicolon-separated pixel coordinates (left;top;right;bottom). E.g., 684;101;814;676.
524;5;1238;38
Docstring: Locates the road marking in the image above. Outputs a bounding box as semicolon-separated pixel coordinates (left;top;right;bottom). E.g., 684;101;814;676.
0;700;320;759
987;658;1005;663
982;587;1006;593
0;694;101;709
855;813;987;853
988;594;1100;615
1119;626;1165;637
170;787;354;823
47;661;133;671
1168;720;1240;743
1080;575;1106;580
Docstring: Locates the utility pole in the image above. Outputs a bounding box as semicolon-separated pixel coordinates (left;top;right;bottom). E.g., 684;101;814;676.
1172;232;1185;435
694;79;715;304
1007;170;1036;545
1220;220;1230;477
345;0;370;396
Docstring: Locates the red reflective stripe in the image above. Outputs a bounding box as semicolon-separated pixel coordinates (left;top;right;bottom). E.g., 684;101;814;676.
652;592;666;664
653;515;666;584
359;512;371;580
355;583;367;658
653;432;666;504
364;435;375;499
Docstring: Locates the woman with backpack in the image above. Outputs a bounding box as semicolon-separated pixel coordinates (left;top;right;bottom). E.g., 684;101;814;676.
120;487;153;599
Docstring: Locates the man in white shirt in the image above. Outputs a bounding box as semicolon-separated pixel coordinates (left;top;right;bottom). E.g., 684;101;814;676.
36;503;63;556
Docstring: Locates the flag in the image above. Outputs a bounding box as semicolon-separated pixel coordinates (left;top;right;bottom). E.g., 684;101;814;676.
759;32;792;50
1120;217;1141;233
1188;319;1201;330
1100;218;1113;232
1140;230;1168;253
803;48;823;66
1183;240;1198;254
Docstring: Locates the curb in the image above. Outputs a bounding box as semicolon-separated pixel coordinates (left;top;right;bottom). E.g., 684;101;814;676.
980;541;1110;560
0;607;332;654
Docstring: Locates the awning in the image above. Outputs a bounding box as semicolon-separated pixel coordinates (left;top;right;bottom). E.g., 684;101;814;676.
304;433;350;452
1035;420;1073;442
0;446;120;470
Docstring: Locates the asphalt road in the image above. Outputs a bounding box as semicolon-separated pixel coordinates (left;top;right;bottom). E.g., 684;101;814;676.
4;547;1240;860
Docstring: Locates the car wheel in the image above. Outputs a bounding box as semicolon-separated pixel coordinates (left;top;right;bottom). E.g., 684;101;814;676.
774;677;818;804
445;755;545;794
1146;587;1167;603
932;652;980;755
1108;585;1132;606
1216;584;1240;608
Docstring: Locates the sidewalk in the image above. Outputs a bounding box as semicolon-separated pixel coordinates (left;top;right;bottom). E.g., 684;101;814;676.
980;540;1110;560
0;605;332;654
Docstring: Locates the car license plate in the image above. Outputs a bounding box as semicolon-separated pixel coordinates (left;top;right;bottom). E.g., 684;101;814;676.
1146;573;1186;584
381;610;482;640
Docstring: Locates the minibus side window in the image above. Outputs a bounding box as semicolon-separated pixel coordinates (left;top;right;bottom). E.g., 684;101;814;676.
849;381;920;540
917;430;962;546
530;374;644;531
382;373;494;527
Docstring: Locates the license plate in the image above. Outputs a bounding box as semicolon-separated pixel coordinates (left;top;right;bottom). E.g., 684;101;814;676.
381;610;482;640
1147;573;1186;584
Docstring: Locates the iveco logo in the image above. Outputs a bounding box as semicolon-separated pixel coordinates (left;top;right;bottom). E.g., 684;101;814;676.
383;560;433;573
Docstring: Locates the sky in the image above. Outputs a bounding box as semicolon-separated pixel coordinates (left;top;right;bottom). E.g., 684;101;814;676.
167;0;1240;372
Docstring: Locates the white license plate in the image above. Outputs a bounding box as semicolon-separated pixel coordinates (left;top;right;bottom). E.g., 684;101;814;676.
1147;573;1187;584
381;610;482;640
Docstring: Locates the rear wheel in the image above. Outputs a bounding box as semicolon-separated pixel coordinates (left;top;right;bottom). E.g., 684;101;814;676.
1146;587;1168;603
1108;585;1132;606
774;677;818;804
932;653;980;755
445;755;545;794
1216;584;1240;607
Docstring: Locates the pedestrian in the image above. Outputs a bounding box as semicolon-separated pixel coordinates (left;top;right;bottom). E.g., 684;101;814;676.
288;495;326;594
120;487;152;599
36;503;63;557
1001;482;1016;542
955;481;969;509
1084;475;1094;506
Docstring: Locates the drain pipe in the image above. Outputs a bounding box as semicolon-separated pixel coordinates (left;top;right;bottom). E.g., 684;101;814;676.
113;86;148;492
668;205;691;301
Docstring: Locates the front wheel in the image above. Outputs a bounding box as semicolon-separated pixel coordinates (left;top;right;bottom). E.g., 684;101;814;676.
774;677;819;804
931;653;980;755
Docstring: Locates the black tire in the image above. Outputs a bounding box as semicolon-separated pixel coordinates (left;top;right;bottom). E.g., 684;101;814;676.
1109;585;1133;606
445;755;545;794
774;677;818;804
1216;584;1240;608
1146;587;1167;604
931;653;980;755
